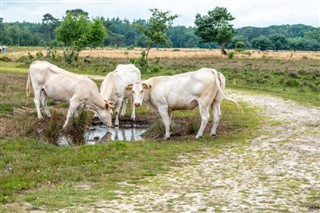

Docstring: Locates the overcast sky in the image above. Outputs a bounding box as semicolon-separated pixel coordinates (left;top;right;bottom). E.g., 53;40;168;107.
1;0;319;28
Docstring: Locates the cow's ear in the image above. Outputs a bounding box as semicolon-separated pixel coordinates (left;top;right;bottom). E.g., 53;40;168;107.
125;84;133;91
143;83;152;90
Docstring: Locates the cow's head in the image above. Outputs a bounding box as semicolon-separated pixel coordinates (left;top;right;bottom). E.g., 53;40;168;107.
98;101;114;127
125;82;151;107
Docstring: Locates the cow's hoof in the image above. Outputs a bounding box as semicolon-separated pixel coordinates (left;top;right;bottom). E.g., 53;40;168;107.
195;135;203;139
211;133;217;137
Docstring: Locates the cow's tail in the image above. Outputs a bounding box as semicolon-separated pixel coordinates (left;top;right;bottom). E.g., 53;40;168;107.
212;69;244;114
25;71;32;106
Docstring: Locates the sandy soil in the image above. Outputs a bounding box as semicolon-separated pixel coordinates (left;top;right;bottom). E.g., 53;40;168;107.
56;90;320;212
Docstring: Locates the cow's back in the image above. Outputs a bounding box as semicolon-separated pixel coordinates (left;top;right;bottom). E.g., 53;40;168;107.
114;64;141;84
145;68;217;110
29;61;100;102
100;64;141;101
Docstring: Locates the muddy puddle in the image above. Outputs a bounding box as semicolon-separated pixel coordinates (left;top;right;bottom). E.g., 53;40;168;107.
58;123;149;146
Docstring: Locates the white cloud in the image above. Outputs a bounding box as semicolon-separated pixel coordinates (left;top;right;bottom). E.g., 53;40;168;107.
1;0;319;27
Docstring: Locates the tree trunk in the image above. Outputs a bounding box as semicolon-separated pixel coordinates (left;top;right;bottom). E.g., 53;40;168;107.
220;43;227;58
145;46;151;64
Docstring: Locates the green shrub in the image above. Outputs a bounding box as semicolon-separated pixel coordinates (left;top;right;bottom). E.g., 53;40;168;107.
43;111;64;145
150;66;160;73
288;72;299;79
284;79;300;88
228;51;235;59
0;56;12;62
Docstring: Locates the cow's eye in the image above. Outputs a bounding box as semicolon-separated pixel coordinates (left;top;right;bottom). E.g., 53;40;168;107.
140;90;143;94
132;91;135;94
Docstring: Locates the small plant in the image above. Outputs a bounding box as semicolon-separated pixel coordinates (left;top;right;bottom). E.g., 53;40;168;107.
288;72;299;79
64;110;90;145
130;51;148;73
27;52;34;61
228;51;235;59
142;118;165;139
150;66;160;73
46;47;59;61
43;111;64;145
36;51;44;59
186;118;199;135
284;79;300;88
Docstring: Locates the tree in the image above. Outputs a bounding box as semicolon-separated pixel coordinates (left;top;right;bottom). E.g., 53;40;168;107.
304;29;320;42
0;18;4;44
135;8;178;64
55;12;90;63
87;17;107;58
194;7;235;55
227;35;249;49
251;36;272;51
269;34;288;51
42;13;59;46
66;9;89;19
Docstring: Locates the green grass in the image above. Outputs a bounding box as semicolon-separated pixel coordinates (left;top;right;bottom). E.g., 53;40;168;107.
0;102;262;209
0;51;319;210
0;62;28;74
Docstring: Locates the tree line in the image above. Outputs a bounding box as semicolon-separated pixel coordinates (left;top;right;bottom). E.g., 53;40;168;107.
0;8;319;51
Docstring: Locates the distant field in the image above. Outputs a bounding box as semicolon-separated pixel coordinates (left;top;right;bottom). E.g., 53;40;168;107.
3;47;320;60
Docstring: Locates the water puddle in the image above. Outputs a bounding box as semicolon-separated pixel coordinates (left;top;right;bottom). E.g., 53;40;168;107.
58;125;148;146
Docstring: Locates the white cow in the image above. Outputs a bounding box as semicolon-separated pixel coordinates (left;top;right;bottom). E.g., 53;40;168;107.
100;64;141;126
26;61;113;128
126;68;242;139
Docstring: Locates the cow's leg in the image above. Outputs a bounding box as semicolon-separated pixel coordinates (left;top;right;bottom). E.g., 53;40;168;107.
130;100;136;120
40;89;51;118
158;106;171;139
114;98;123;126
196;102;210;139
210;100;222;137
34;87;43;120
114;126;119;140
63;101;79;128
169;110;173;125
120;98;128;116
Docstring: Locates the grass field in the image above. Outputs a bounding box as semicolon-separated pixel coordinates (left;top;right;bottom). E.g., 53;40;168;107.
0;47;319;210
4;46;320;60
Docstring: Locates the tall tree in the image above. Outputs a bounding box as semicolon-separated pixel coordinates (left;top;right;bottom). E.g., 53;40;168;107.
135;8;178;64
66;9;89;19
42;13;59;46
194;7;235;55
269;34;288;51
87;17;108;58
0;18;4;44
55;12;90;63
251;35;272;51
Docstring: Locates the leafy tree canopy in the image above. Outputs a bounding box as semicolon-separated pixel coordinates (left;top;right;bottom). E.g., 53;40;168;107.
195;7;235;54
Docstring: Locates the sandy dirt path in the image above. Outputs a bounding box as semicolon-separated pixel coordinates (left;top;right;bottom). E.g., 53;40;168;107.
59;90;320;212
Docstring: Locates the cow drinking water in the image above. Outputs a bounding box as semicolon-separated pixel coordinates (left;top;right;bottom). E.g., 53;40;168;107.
100;64;141;126
26;61;113;128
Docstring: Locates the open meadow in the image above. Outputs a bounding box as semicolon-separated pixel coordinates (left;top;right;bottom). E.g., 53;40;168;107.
0;48;320;211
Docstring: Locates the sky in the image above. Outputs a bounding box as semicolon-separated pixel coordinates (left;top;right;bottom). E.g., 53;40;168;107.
0;0;319;28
